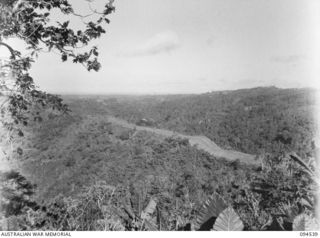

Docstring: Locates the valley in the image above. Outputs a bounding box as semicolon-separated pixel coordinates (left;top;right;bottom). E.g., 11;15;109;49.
0;87;318;231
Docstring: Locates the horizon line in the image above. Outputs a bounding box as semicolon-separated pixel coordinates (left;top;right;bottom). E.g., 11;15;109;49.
51;86;317;96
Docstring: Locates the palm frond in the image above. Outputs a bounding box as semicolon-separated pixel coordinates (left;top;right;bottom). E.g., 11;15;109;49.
141;198;157;221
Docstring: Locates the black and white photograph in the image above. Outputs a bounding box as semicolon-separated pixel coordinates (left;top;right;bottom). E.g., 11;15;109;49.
0;0;319;233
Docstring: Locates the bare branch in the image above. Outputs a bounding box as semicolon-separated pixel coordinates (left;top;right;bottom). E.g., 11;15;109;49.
70;0;110;18
0;42;16;59
71;11;96;19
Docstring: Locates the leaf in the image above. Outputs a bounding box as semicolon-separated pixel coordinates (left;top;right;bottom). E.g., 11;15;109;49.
196;193;227;230
61;54;67;62
289;153;315;178
300;198;313;209
92;47;99;56
62;21;69;28
141;198;157;221
144;218;158;231
213;207;244;231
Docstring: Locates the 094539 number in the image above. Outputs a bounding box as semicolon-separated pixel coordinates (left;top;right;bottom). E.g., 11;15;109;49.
300;232;318;236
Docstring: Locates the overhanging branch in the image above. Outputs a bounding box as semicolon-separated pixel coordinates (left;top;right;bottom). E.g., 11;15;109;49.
0;42;16;59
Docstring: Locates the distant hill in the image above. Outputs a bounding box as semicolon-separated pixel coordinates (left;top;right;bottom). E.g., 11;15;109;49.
100;87;317;158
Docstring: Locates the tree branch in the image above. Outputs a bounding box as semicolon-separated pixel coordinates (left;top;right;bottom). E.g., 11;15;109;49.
0;42;16;59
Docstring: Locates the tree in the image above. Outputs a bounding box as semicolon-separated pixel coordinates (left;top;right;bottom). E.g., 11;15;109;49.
0;170;38;217
0;0;115;147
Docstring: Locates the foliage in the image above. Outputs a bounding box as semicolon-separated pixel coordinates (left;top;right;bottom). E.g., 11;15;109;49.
196;193;227;230
1;182;124;230
213;207;244;231
0;0;115;140
0;170;38;218
102;87;316;157
2;177;316;231
1;95;318;231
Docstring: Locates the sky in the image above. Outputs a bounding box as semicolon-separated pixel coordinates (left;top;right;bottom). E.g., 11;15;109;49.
1;0;320;94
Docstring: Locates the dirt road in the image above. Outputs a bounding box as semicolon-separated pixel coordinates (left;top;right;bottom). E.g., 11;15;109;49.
0;115;259;173
106;116;259;165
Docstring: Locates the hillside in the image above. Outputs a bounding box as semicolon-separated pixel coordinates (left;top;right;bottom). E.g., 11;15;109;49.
2;110;260;230
0;87;318;231
100;87;316;158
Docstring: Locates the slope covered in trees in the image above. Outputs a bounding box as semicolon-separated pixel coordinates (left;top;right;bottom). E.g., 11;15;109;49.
1;90;318;230
102;87;316;159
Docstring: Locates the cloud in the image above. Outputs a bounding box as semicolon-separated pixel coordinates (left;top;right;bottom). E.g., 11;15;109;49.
270;54;308;63
120;31;181;57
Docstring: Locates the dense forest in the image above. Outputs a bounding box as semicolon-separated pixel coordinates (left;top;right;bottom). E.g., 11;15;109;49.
102;87;317;158
0;87;319;231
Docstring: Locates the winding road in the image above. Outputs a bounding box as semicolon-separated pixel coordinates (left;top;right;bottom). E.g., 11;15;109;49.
0;115;260;173
106;116;259;165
